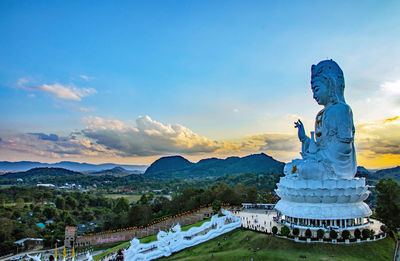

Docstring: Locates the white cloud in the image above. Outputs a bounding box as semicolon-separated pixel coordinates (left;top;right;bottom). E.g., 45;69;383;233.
381;80;400;95
79;107;95;112
17;78;96;101
233;108;239;113
0;115;300;161
79;75;94;81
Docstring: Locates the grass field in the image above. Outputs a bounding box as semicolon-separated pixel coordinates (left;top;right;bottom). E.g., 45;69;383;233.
160;229;395;261
102;194;142;203
102;194;169;203
94;222;395;261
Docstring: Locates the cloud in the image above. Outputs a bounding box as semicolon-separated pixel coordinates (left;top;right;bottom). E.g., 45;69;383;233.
233;108;239;113
383;116;399;124
28;133;59;142
18;78;96;101
381;80;400;95
79;107;95;113
82;116;224;156
80;75;94;81
0;115;302;162
356;117;400;156
245;134;298;152
0;132;109;159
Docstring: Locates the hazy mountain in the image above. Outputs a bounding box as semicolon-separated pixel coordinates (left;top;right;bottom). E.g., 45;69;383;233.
0;161;148;172
373;166;400;183
0;167;83;179
356;165;400;184
89;167;143;176
145;153;285;179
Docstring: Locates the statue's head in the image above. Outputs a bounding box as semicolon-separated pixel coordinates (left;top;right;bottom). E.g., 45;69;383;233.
311;60;345;105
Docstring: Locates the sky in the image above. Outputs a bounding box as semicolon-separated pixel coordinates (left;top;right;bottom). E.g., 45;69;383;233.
1;1;400;169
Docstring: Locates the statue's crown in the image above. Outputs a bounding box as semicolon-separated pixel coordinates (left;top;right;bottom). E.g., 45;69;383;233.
311;59;343;80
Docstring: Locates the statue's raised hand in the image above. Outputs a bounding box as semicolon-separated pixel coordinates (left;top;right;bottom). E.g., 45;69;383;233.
294;119;306;142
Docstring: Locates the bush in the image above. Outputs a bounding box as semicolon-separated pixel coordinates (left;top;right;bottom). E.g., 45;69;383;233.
317;229;325;239
305;229;312;238
370;229;375;239
292;228;299;236
341;230;350;240
380;225;387;233
329;230;338;239
272;226;278;235
354;228;361;239
362;229;371;239
281;226;290;237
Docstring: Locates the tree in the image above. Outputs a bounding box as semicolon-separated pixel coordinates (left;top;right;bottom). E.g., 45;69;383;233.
317;229;325;239
113;197;130;214
354;229;361;239
370;229;375;239
292;228;300;237
281;226;290;237
375;179;400;231
246;185;258;203
341;230;350;240
56;197;65;209
329;230;338;239
362;229;371;239
65;196;78;210
43;206;58;220
212;199;222;215
15;198;24;209
64;214;76;226
305;229;312;238
272;226;278;235
128;205;143;226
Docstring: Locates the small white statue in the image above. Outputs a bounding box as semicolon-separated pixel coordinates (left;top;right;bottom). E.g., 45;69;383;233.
284;60;356;180
27;254;41;261
85;251;93;261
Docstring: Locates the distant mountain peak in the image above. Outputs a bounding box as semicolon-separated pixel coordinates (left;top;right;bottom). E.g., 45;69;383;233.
144;156;193;174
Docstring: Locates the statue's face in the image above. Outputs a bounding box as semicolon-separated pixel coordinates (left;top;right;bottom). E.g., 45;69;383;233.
311;79;329;105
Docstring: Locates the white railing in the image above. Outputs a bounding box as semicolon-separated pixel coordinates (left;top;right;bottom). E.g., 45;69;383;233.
123;209;241;261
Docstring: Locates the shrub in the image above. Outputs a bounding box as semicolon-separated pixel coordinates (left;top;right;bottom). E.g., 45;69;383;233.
380;225;387;233
370;229;375;239
272;226;278;235
305;229;312;238
362;229;371;239
281;226;290;237
341;230;350;240
354;228;361;239
317;229;325;239
329;230;338;239
292;228;300;236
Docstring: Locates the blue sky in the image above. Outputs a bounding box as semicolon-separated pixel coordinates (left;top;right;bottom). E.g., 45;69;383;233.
1;1;400;168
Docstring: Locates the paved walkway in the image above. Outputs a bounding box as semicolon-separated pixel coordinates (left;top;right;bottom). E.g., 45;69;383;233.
235;209;282;233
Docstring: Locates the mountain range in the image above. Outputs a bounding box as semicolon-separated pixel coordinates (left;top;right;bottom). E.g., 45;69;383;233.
145;153;285;178
0;161;147;173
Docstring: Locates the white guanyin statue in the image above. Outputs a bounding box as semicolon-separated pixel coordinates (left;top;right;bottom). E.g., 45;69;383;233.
275;60;371;229
284;59;356;180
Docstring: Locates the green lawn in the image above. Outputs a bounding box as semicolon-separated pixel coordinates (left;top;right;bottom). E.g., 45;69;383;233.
94;222;395;261
102;194;142;203
161;229;395;261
